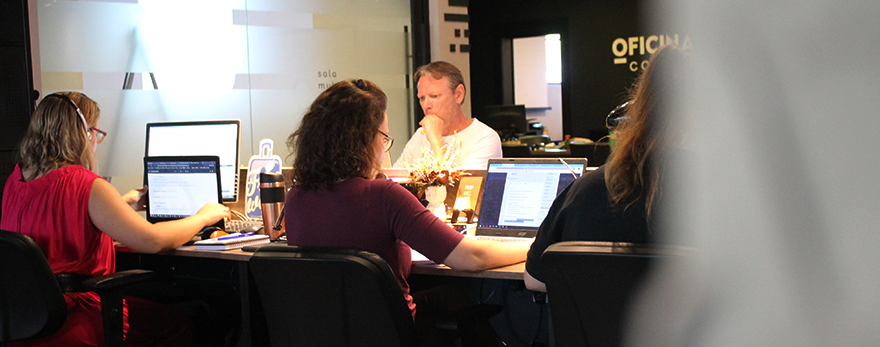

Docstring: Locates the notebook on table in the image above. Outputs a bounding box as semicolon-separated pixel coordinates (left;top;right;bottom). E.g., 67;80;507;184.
473;158;588;240
193;233;270;251
144;156;225;230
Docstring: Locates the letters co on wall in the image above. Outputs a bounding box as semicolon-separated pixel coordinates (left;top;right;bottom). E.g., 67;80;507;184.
611;34;692;72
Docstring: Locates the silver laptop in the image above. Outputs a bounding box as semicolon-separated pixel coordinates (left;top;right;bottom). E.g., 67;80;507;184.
473;158;587;239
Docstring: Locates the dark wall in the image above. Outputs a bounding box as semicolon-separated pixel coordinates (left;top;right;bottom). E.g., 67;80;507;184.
410;0;432;124
0;0;35;217
469;0;681;140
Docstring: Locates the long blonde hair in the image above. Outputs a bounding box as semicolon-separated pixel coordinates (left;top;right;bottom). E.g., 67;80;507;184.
19;92;100;181
605;45;685;218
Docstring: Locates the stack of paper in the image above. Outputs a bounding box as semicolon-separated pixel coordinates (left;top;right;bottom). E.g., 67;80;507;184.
194;233;270;251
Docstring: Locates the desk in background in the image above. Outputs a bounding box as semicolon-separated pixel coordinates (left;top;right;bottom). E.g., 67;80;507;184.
528;147;571;157
502;142;611;167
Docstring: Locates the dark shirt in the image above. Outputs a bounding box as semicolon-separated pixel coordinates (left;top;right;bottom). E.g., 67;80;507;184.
284;177;464;315
525;165;652;283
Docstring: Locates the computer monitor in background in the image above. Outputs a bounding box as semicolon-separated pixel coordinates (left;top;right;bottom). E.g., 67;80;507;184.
145;120;241;202
483;104;528;140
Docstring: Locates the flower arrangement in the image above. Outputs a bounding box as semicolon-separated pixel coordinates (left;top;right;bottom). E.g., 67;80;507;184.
404;144;465;219
406;144;464;187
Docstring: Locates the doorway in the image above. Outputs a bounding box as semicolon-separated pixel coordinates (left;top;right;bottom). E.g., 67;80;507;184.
510;34;563;140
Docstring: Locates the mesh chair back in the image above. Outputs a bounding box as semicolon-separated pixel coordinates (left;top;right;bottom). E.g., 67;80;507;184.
0;229;67;342
249;245;416;347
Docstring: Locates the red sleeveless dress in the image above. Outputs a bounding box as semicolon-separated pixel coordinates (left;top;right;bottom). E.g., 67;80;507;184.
2;164;194;347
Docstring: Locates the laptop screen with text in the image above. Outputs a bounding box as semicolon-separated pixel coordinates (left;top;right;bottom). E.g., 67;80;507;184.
476;158;587;237
144;156;222;224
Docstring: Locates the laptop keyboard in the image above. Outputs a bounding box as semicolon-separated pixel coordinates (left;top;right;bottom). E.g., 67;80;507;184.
225;220;264;233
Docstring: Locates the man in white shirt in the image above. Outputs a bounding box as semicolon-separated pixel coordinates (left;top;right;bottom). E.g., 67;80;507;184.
393;61;502;170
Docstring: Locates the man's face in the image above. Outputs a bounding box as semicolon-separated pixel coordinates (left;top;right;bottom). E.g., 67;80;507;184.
417;75;462;123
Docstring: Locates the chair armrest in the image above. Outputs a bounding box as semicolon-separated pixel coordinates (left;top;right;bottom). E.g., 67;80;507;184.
82;269;154;347
435;303;503;331
81;269;154;292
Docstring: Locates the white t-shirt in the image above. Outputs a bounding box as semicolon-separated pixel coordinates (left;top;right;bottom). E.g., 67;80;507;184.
393;118;502;170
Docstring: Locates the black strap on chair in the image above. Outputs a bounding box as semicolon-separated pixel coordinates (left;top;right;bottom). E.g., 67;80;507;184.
55;273;92;293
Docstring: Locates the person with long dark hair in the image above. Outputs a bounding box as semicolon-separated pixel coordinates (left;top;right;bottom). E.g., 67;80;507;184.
524;45;686;291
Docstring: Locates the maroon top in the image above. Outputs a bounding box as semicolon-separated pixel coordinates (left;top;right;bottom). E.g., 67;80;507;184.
284;177;464;316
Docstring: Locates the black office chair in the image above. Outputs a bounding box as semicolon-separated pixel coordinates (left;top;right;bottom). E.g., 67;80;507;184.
540;241;685;347
485;112;528;141
249;245;502;347
0;229;153;347
568;143;611;166
249;246;417;346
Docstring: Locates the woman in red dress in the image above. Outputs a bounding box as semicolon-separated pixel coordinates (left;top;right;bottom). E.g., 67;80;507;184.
1;92;229;347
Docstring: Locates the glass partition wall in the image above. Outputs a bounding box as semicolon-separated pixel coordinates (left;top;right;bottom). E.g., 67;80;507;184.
36;0;412;189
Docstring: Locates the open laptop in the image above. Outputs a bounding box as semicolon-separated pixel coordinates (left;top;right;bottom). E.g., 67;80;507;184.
144;156;224;229
473;158;587;239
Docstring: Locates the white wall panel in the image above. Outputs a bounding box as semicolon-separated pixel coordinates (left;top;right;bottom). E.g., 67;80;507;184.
37;0;412;191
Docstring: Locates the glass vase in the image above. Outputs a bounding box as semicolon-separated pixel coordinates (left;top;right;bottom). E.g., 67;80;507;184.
424;185;447;220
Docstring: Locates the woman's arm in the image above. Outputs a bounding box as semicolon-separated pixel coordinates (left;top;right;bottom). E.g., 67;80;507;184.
88;179;229;253
384;179;528;271
441;237;531;271
121;185;147;211
524;268;547;292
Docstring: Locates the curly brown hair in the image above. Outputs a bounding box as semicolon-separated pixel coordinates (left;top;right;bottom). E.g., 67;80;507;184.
287;79;387;191
605;45;686;218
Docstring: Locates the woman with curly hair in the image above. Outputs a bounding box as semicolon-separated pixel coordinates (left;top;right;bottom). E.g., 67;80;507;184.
284;79;529;346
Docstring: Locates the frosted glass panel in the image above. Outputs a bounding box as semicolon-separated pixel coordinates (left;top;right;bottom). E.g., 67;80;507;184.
37;0;412;182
